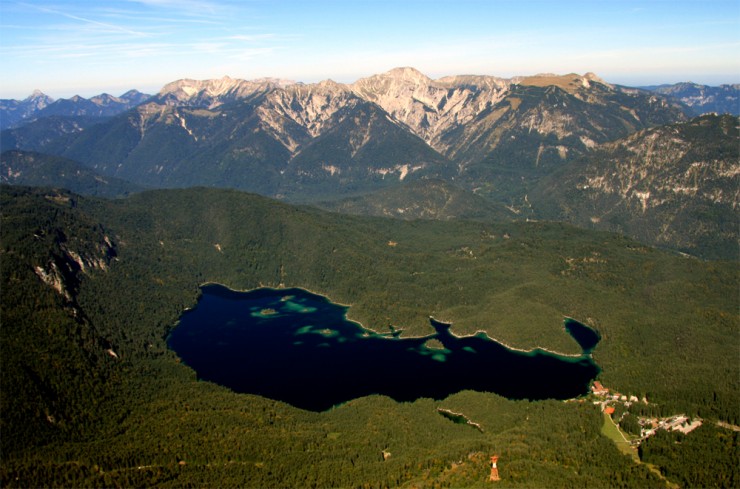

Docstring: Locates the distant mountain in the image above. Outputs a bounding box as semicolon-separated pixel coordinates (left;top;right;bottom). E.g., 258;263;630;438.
22;69;687;202
36;91;151;119
0;90;151;130
0;90;54;129
313;178;516;221
529;114;739;259
1;150;143;198
642;82;739;116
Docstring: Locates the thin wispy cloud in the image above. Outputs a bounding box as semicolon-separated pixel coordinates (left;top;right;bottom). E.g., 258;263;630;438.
126;0;222;15
18;2;151;37
227;34;278;42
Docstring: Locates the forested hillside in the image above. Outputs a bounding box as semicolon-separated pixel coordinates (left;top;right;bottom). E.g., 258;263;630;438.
1;150;143;198
1;185;737;487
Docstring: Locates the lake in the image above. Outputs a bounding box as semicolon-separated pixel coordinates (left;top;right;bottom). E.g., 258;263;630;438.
167;284;601;411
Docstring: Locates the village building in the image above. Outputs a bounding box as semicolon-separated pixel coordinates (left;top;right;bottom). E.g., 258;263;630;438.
591;381;608;396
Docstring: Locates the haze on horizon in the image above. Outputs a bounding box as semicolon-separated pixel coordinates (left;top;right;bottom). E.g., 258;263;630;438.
1;0;739;99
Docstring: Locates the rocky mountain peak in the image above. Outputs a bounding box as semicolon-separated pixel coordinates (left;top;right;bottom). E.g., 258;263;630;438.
90;93;121;106
119;89;152;106
583;72;611;87
352;66;432;94
386;66;432;83
261;79;359;142
351;67;510;149
156;76;275;107
317;79;345;90
27;89;51;100
23;90;54;109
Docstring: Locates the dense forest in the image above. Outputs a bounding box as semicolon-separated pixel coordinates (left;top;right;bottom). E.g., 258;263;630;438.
1;185;738;487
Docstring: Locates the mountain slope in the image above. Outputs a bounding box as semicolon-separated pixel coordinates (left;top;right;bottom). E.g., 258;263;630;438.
445;77;689;199
60;99;298;194
351;70;688;191
283;101;451;197
529;114;739;259
313;179;516;221
1;150;143;198
1;115;103;152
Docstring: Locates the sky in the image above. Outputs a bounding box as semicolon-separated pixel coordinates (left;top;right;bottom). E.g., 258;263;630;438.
1;0;739;99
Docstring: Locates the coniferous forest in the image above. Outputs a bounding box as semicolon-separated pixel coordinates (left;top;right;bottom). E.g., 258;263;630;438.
1;185;737;487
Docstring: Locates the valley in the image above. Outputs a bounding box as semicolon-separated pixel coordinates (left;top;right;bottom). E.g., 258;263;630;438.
1;67;738;487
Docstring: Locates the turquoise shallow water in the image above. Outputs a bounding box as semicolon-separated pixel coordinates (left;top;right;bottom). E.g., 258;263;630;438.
168;284;601;411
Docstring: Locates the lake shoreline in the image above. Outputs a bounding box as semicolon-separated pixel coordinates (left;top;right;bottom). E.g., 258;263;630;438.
199;281;590;358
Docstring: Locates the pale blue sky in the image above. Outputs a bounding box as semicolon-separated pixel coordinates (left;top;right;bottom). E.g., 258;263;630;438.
1;0;738;99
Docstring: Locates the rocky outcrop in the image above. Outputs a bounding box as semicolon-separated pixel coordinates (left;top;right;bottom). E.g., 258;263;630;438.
530;114;739;258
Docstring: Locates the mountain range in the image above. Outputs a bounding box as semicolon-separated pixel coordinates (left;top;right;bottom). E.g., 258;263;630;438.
0;89;151;130
641;82;739;116
1;68;738;258
2;69;691;194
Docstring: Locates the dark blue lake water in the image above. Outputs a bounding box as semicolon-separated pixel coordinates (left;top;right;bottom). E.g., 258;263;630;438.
564;317;601;354
167;284;601;411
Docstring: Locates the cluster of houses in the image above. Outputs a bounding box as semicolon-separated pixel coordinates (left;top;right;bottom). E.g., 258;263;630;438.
590;381;702;441
591;381;643;406
638;414;703;437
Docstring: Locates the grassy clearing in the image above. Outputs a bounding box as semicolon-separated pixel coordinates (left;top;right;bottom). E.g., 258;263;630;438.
601;412;639;462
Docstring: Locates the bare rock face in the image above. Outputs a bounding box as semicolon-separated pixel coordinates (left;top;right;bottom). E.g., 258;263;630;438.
259;80;361;150
155;76;291;107
351;67;510;151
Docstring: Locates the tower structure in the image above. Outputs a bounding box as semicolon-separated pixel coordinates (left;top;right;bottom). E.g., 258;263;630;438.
489;455;500;482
